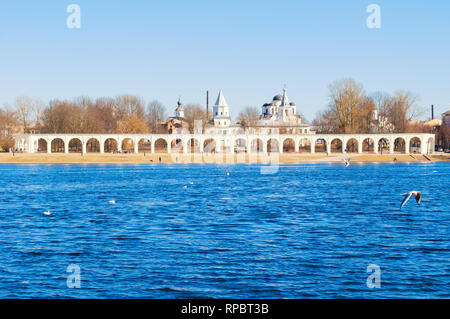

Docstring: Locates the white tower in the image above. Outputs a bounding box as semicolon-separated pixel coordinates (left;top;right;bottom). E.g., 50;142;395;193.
213;90;231;127
175;97;184;118
279;88;289;120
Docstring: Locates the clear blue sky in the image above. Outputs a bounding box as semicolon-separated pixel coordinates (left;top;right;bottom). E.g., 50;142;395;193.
0;0;449;121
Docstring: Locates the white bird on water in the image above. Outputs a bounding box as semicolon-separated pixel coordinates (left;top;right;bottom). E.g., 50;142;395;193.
108;200;115;204
226;172;230;176
43;211;51;216
400;191;422;209
183;185;188;189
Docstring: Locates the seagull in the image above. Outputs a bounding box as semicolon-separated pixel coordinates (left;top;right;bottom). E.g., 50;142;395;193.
400;191;422;209
226;172;230;176
183;185;188;189
108;200;115;204
43;211;51;216
343;158;350;167
189;182;194;185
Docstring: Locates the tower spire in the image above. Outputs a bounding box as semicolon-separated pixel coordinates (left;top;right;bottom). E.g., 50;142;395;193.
215;90;228;107
280;87;289;106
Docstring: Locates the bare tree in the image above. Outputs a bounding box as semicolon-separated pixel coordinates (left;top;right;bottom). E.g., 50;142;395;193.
147;100;166;133
117;115;149;133
14;96;35;132
312;110;338;133
238;106;259;130
387;91;421;133
370;91;391;118
115;94;146;119
314;79;426;134
0;106;18;151
327;78;367;133
95;97;117;133
184;104;207;133
33;99;45;129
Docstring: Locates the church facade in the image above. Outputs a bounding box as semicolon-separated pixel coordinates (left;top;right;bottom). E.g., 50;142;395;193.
163;89;315;152
202;89;315;152
255;88;313;134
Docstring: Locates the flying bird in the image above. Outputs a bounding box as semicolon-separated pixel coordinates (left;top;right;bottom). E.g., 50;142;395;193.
343;158;350;167
400;191;422;209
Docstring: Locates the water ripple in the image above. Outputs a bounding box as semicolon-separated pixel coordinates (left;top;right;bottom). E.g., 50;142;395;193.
0;163;448;298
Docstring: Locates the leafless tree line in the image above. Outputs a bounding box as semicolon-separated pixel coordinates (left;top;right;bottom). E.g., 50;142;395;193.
0;94;217;151
312;78;428;134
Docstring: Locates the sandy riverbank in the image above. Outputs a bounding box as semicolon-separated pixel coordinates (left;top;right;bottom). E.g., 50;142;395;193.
1;152;448;164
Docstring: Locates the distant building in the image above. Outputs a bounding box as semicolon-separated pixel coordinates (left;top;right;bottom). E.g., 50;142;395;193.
443;110;450;127
205;91;243;135
369;109;394;133
165;98;189;134
424;118;442;128
205;88;315;136
202;89;316;152
438;110;450;151
255;88;313;134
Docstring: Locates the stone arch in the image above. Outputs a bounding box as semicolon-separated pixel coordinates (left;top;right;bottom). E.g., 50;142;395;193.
330;138;343;153
315;138;327;153
68;138;82;153
188;138;200;153
234;138;247;153
138;138;151;153
394;137;406;154
377;137;390;155
251;138;263;153
154;138;168;153
121;138;134;153
37;138;47;152
170;138;183;153
409;137;422;154
104;138;118;153
51;138;65;153
203;138;216;153
282;138;295;153
86;138;100;153
362;138;375;153
345;138;358;153
267;138;279;153
298;138;311;153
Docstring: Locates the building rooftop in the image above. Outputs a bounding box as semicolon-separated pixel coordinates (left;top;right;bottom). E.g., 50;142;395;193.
215;90;228;107
424;118;442;126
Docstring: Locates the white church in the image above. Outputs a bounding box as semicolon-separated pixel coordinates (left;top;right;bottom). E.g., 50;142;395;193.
199;89;315;152
205;88;314;135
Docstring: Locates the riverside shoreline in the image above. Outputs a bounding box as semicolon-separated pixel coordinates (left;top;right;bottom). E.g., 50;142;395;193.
1;153;449;164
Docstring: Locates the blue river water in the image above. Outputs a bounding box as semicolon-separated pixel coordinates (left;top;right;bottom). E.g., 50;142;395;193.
0;162;448;298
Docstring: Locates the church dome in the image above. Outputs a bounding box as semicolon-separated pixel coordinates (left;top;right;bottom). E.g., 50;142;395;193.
273;94;283;101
